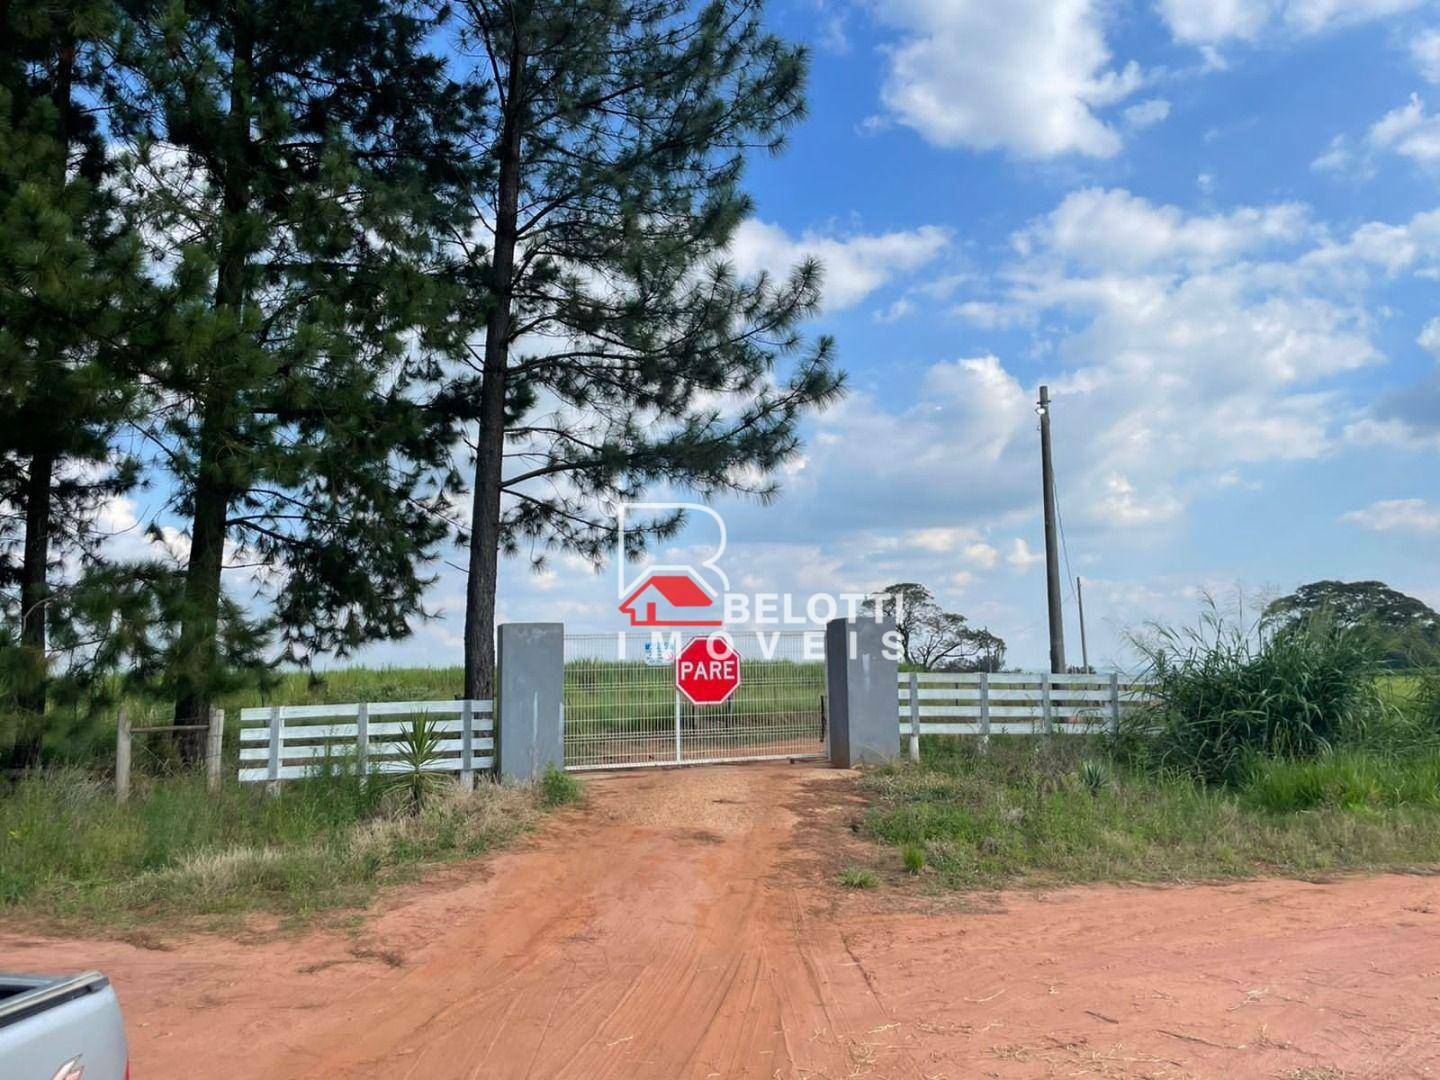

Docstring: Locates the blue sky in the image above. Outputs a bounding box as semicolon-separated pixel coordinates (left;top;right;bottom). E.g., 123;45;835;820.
432;0;1440;670
116;0;1440;671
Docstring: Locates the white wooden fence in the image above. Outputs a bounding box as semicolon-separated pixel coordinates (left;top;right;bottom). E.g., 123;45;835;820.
237;700;494;786
898;671;1153;760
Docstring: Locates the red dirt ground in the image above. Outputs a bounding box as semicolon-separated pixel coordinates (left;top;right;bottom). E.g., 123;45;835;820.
5;763;1440;1078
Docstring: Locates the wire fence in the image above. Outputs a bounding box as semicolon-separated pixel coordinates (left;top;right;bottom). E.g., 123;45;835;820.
562;630;828;770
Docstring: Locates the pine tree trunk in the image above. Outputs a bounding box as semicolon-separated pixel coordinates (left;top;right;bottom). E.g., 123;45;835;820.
463;37;527;701
172;13;250;761
16;449;54;752
12;33;77;759
171;414;229;762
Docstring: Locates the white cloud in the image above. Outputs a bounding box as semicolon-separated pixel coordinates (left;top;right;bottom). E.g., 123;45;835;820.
1157;0;1423;45
874;297;915;323
1413;29;1440;83
728;219;951;309
1284;0;1423;33
1344;416;1440;451
903;526;981;553
1006;538;1044;569
1418;317;1440;357
1098;473;1184;525
1014;187;1312;271
96;495;140;536
874;0;1142;158
963;542;1001;569
1156;0;1271;44
951;188;1440;527
1368;93;1440;164
1124;98;1172;130
1311;134;1356;174
1340;498;1440;535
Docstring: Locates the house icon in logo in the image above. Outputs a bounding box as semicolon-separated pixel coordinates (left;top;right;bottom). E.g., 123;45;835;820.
618;568;723;627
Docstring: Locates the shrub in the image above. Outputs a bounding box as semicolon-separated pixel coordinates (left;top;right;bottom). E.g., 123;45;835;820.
537;766;581;807
1129;606;1387;784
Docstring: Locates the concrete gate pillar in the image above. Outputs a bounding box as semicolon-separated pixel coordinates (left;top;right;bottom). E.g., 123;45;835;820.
497;622;565;780
824;617;901;768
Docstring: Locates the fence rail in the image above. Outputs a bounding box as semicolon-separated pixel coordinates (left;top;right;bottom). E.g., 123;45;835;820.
898;671;1154;760
115;707;225;802
236;700;495;786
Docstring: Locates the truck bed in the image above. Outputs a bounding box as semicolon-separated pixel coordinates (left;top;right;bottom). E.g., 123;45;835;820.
0;972;127;1080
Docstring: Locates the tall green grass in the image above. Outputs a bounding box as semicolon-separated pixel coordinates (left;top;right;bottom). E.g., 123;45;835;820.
862;737;1440;891
1127;610;1388;784
0;768;543;930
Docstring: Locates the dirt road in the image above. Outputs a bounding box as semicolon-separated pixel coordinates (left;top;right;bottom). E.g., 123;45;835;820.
6;764;1440;1078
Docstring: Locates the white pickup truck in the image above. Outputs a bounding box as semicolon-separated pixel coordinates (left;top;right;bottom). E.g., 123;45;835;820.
0;972;128;1079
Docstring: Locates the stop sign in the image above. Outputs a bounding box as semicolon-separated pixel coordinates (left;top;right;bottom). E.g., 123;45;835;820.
675;634;741;706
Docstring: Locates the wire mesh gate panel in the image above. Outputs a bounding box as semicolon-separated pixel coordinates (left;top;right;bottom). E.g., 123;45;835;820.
563;630;827;770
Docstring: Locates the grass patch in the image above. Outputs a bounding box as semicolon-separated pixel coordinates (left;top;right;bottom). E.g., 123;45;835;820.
838;865;878;889
861;737;1440;892
1241;750;1440;812
0;768;541;933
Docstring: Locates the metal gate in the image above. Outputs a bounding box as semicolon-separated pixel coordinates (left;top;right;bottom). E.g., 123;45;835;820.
562;630;827;770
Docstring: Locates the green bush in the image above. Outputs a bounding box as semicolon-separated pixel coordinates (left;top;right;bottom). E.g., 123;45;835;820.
901;844;926;874
537;766;581;807
838;865;878;889
1130;608;1387;784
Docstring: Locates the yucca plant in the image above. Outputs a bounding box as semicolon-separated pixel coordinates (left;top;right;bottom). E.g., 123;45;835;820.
384;714;449;814
1077;759;1112;795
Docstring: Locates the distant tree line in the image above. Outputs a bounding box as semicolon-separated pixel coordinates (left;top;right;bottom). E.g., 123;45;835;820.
1265;580;1439;669
0;0;841;763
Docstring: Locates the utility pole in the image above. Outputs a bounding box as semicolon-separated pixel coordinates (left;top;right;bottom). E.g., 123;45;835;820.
1038;386;1066;673
1076;575;1090;673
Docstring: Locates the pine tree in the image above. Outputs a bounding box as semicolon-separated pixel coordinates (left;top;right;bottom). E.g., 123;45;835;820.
442;0;843;697
0;0;148;752
111;0;474;755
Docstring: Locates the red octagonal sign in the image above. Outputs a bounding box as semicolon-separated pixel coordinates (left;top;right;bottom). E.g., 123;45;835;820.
675;634;741;706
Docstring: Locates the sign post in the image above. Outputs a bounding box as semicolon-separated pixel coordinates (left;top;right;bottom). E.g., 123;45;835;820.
675;634;741;707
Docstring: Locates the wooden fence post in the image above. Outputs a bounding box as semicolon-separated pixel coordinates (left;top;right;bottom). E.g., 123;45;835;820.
978;672;991;753
266;705;282;796
460;699;475;790
1041;673;1053;736
907;672;920;764
356;701;369;783
205;708;224;793
115;707;131;804
1108;672;1121;735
